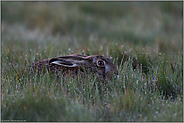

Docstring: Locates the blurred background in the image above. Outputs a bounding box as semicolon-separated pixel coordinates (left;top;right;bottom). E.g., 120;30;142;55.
1;1;183;56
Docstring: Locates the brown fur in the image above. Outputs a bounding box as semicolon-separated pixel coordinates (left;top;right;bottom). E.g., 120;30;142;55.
31;54;119;80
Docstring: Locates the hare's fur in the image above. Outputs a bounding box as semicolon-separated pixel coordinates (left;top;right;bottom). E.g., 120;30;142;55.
31;54;119;80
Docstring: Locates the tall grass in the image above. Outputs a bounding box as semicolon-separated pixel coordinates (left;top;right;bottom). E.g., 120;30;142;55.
1;1;183;122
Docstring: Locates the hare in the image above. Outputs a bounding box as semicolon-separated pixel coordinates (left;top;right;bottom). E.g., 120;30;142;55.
31;54;119;80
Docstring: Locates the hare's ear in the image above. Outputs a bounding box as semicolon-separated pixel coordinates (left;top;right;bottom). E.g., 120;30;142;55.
49;58;78;67
83;56;94;62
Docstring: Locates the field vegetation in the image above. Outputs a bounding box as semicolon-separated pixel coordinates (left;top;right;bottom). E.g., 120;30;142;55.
1;1;183;121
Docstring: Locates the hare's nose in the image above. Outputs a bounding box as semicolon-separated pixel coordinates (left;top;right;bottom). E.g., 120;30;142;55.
116;74;119;79
112;74;119;80
114;70;119;79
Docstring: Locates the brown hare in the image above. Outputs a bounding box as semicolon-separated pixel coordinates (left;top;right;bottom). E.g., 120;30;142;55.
31;54;119;80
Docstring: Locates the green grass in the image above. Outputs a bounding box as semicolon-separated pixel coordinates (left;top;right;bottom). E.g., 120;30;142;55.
1;1;183;122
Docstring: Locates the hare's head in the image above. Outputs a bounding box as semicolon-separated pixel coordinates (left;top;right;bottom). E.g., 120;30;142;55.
49;54;119;80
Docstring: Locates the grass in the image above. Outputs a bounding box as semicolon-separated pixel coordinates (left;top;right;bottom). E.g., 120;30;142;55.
1;1;183;122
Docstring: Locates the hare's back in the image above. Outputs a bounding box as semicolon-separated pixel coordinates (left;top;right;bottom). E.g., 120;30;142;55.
31;58;82;74
31;59;50;73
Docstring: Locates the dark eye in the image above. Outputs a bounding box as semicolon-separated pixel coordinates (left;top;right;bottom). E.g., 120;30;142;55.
97;60;104;66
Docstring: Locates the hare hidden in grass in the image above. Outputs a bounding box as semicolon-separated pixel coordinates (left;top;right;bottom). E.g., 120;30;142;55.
31;54;119;80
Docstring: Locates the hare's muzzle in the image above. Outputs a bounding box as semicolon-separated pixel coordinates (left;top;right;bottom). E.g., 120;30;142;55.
114;70;119;79
105;69;119;80
116;74;119;79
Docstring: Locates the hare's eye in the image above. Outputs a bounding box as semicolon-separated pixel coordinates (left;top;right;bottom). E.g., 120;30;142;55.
97;60;104;66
